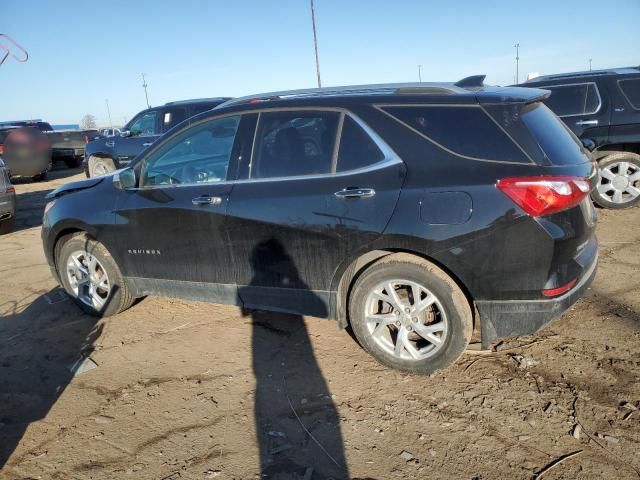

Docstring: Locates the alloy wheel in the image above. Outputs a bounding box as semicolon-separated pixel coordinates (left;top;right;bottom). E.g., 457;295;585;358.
364;279;448;361
66;250;110;310
596;161;640;205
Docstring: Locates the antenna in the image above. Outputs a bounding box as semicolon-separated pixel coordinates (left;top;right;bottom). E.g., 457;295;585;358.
310;0;322;88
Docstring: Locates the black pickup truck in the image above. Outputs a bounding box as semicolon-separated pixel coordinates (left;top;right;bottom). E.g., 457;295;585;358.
524;67;640;209
84;97;230;177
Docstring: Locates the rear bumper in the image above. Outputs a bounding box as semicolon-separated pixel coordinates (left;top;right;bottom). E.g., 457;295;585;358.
52;148;84;158
476;252;598;349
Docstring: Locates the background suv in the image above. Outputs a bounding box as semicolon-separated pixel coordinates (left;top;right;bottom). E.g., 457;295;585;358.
84;97;230;177
524;66;640;209
42;79;597;373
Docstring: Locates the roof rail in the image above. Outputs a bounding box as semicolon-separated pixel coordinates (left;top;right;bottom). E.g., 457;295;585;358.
524;66;640;83
164;97;232;106
216;81;478;109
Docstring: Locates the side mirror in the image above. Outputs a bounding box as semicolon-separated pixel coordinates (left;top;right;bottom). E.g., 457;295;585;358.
113;168;136;189
121;130;132;138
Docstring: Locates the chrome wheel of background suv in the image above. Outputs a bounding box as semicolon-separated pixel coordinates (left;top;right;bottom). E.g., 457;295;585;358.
592;152;640;209
365;279;448;361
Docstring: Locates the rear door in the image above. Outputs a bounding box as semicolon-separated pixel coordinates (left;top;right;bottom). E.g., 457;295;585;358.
226;109;405;317
112;110;161;166
538;82;607;139
610;77;640;145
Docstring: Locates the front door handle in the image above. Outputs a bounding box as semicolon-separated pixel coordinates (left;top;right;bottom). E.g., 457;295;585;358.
192;195;222;206
575;119;598;126
334;188;376;199
142;142;153;147
105;141;115;147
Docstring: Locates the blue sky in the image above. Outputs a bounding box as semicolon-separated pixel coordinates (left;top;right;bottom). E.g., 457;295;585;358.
1;0;638;126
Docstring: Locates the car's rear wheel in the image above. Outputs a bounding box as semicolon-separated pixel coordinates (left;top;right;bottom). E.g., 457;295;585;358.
89;156;116;177
57;234;135;316
64;156;83;168
349;253;472;373
0;216;15;235
591;152;640;209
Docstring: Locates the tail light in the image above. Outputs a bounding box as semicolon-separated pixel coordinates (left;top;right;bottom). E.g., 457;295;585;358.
0;144;3;154
542;278;577;297
496;176;591;217
6;186;15;194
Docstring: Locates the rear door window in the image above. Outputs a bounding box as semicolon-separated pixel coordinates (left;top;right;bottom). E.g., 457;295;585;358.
381;105;529;163
542;83;600;117
163;107;188;132
618;78;640;109
251;111;340;178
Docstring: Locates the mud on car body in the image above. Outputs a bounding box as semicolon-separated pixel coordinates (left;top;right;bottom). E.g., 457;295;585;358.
42;77;598;373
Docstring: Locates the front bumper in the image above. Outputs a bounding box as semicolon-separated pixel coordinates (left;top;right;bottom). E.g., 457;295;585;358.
476;253;598;349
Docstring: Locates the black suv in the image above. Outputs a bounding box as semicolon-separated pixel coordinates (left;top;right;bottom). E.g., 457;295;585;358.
524;67;640;209
84;97;230;177
42;78;598;373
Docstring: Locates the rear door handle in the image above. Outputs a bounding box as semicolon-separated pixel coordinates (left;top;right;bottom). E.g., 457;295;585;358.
575;119;598;126
142;142;153;147
192;195;222;206
105;141;115;147
334;188;376;199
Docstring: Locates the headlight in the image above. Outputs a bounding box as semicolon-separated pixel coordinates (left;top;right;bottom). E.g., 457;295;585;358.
44;199;57;216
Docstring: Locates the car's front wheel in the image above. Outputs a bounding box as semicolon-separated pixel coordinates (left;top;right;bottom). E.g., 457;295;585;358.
88;156;116;177
57;234;135;316
349;253;472;373
591;152;640;209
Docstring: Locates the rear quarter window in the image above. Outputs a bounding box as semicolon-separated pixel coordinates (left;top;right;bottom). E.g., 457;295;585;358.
518;103;587;166
619;78;640;110
380;105;529;163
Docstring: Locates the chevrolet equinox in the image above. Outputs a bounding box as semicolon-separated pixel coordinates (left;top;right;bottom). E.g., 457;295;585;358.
42;77;598;373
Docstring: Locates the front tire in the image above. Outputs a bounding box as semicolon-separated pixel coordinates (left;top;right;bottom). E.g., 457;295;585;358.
349;253;472;374
591;152;640;209
88;156;116;177
57;234;135;316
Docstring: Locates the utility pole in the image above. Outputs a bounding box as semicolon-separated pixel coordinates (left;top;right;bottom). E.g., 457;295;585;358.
105;98;113;129
141;73;150;108
589;58;592;71
418;64;422;82
514;43;520;85
310;0;322;88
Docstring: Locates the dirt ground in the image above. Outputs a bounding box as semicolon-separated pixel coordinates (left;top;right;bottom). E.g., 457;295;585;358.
0;166;639;480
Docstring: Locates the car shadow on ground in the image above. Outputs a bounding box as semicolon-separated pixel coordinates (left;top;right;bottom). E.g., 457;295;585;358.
239;239;351;479
0;287;102;468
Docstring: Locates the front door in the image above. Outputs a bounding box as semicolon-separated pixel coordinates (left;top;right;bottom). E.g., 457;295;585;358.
113;110;161;165
114;114;248;303
226;110;404;317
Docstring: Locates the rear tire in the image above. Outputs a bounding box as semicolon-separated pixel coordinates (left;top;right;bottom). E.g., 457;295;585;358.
57;234;135;317
591;152;640;209
88;156;116;177
0;216;15;235
348;253;472;374
64;156;83;168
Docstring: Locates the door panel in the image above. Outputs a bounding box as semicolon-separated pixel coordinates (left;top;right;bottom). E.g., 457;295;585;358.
113;115;247;302
227;161;405;317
